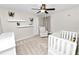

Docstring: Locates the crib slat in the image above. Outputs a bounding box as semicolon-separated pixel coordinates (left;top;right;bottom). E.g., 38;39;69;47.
61;32;64;38
66;42;71;55
53;37;56;50
66;32;69;39
48;35;51;49
59;40;62;52
51;36;54;49
57;39;61;52
56;38;59;50
63;32;65;38
63;41;67;54
61;39;65;54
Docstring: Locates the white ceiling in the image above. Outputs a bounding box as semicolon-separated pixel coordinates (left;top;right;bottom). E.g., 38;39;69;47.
0;4;78;14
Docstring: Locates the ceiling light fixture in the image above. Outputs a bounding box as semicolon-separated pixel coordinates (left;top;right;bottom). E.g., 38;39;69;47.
41;10;45;12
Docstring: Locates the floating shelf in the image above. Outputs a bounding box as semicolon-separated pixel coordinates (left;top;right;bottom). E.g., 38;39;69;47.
8;19;26;22
16;25;33;28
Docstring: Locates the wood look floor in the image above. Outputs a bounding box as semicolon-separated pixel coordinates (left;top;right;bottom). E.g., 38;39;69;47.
16;35;48;55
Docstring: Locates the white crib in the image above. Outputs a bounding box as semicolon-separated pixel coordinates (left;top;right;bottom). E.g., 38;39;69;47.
48;31;77;55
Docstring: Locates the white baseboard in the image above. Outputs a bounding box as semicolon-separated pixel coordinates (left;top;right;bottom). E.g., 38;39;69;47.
16;34;39;42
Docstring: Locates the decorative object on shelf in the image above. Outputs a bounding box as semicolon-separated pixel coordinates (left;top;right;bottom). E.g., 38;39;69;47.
30;18;33;22
17;22;20;26
29;18;33;25
8;11;15;17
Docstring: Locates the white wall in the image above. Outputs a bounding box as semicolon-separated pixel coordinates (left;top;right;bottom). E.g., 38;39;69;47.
33;17;39;35
0;8;38;41
0;18;2;33
51;7;79;33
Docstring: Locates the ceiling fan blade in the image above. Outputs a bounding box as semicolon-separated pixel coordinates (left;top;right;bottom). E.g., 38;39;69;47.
45;11;48;14
37;11;41;13
46;8;55;10
32;8;41;10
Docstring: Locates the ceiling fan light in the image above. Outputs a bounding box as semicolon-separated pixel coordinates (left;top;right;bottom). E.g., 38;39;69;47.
41;10;45;12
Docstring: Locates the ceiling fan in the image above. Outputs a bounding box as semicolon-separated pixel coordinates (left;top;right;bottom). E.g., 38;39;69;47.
32;4;55;14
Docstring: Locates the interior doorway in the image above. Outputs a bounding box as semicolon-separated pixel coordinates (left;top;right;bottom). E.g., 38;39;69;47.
38;15;51;33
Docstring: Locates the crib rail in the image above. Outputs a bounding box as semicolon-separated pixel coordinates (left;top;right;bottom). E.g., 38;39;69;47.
60;31;77;43
48;35;77;55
